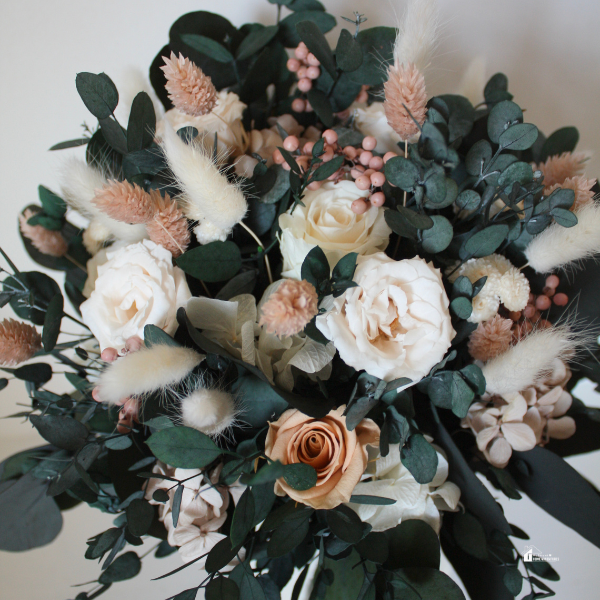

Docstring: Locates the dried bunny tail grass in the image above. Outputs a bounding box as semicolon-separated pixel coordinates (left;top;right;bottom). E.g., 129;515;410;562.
0;319;42;366
384;62;428;141
481;325;580;396
545;176;596;212
161;52;218;117
525;202;600;273
60;158;148;244
96;345;205;405
534;151;589;187
160;122;247;243
468;315;513;362
19;208;68;257
146;190;191;257
259;279;318;338
393;0;441;73
93;180;155;224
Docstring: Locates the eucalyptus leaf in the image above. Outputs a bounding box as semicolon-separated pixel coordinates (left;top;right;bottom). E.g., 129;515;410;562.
385;156;420;190
42;293;63;352
177;242;241;283
487;100;523;144
98;551;141;584
127;92;156;152
307;88;334;128
180;34;234;63
38;186;67;219
278;10;336;48
335;29;363;72
421;216;453;254
146;427;224;469
236;25;279;61
499;123;538;151
541;126;579;161
462;225;509;259
296;20;336;79
76;72;118;120
401;434;438;484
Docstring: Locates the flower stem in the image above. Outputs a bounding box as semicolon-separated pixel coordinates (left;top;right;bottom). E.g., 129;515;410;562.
240;221;273;284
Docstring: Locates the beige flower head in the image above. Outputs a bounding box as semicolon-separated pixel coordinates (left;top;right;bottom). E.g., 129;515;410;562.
0;319;43;366
468;315;513;362
93;180;155;224
161;52;218;117
146;190;191;258
259;279;318;338
19;209;68;258
545;176;596;212
534;151;588;188
383;62;427;142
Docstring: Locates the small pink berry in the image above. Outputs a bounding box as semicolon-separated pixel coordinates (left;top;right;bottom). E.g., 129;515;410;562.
523;305;536;319
542;286;556;298
383;152;398;163
322;129;338;145
343;146;357;159
350;166;365;179
370;172;386;187
291;98;306;113
356;90;368;103
539;319;553;329
296;156;310;171
351;198;369;214
287;58;301;72
297;66;308;79
303;141;315;154
273;148;285;164
355;175;371;191
535;295;552;311
361;84;369;91
306;66;320;80
298;78;312;92
101;347;118;362
528;293;536;304
125;336;143;353
92;387;102;402
283;135;299;152
307;181;322;191
359;151;373;166
363;169;375;177
328;169;342;181
370;191;385;207
307;53;320;66
322;148;334;162
305;101;313;112
362;136;377;151
295;43;309;60
553;293;569;306
545;274;560;289
369;156;384;171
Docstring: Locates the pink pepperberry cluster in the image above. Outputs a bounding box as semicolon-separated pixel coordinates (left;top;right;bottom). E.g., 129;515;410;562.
287;42;320;113
505;274;568;340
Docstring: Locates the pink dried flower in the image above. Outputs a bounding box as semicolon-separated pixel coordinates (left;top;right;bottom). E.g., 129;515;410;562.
0;318;42;366
383;63;428;141
259;279;319;338
19;209;68;257
534;151;588;187
468;315;514;362
161;52;218;117
146;191;191;258
93;180;155;224
545;176;596;212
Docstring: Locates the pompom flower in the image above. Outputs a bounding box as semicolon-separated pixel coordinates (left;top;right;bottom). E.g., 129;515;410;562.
93;180;155;224
468;315;513;362
545;176;596;212
0;319;42;366
259;279;318;338
19;209;68;257
534;151;588;188
145;190;191;257
383;63;428;141
161;52;218;117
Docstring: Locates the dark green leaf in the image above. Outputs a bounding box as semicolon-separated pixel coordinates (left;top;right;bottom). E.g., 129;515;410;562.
452;276;473;298
283;463;317;491
466;140;492;176
401;434;438;484
311;155;345;182
180;34;234;63
484;72;510;103
268;512;311;557
230;487;255;547
232;375;287;429
229;564;267;600
76;72;118;119
251;483;276;526
453;511;488;560
0;379;7;391
29;415;88;451
551;207;577;228
527;559;560;581
456;190;480;211
296;20;336;79
487;100;523;144
38;186;67;219
499;123;538;151
384;520;440;570
307;88;334;128
104;436;133;450
146;427;224;469
450;297;472;320
327;505;370;544
216;270;257;300
497;161;533;188
355;531;389;564
126;499;154;537
301;245;329;289
278;11;336;48
99;117;128;154
345;395;380;431
503;567;523;596
177;241;242;283
349;495;396;505
390;568;466;600
541;126;579;161
259;165;290;204
42;293;63;352
289;0;325;10
49;137;89;151
335;29;363;72
421;216;453;254
347;27;396;86
206;537;241;573
98;551;141;584
462;225;509;258
127;92;156;152
153;489;169;503
236;26;279;61
206;576;239;600
385;156;419;190
332;252;357;282
247;460;286;486
12;363;52;385
173;589;198;600
143;324;180;347
460;364;486;395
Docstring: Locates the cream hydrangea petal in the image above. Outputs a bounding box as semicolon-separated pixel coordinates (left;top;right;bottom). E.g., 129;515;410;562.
547;416;576;439
501;422;537;451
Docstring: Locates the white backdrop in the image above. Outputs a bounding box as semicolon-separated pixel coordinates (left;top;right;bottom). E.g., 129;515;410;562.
1;1;600;599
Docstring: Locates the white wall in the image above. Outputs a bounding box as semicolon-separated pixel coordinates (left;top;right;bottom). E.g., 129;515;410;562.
1;1;600;598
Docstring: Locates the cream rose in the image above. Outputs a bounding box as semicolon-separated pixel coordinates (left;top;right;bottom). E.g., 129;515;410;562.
352;101;402;154
316;253;455;383
279;180;391;280
81;240;191;351
265;406;380;509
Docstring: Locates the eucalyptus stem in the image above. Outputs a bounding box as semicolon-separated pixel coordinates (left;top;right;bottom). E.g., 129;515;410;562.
240;221;273;284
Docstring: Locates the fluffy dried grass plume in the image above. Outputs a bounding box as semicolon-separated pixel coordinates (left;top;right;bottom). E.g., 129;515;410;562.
19;209;68;257
146;190;191;258
545;176;596;212
384;63;428;141
468;315;513;362
0;319;42;366
161;52;218;117
259;279;319;338
93;180;155;224
534;151;589;188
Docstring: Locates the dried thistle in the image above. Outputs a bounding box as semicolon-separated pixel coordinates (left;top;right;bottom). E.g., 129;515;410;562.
19;209;68;257
0;319;42;366
146;190;191;258
545;176;596;212
468;315;514;362
259;279;319;338
93;180;155;224
534;151;588;187
161;52;218;117
383;63;428;142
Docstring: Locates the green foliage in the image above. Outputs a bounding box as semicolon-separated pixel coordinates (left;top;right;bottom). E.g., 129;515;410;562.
176;241;242;282
76;72;118;119
401;434;439;484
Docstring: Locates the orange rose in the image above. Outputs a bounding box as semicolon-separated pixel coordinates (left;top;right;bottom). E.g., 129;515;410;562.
264;406;380;510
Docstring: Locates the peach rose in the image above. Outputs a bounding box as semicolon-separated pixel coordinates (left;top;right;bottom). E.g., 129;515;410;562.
264;406;380;510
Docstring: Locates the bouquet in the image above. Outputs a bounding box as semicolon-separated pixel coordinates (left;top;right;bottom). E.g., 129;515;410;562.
2;0;600;598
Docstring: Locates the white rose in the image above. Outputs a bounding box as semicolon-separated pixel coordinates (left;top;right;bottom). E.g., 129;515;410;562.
159;90;247;158
347;444;461;533
316;253;455;383
279;180;392;280
352;101;402;154
81;240;191;351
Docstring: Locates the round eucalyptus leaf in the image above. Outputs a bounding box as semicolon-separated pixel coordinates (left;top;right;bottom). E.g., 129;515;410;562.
499;123;538;151
487;100;523;143
421;216;453;254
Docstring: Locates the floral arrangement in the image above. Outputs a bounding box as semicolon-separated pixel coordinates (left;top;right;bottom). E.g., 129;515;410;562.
2;1;600;599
